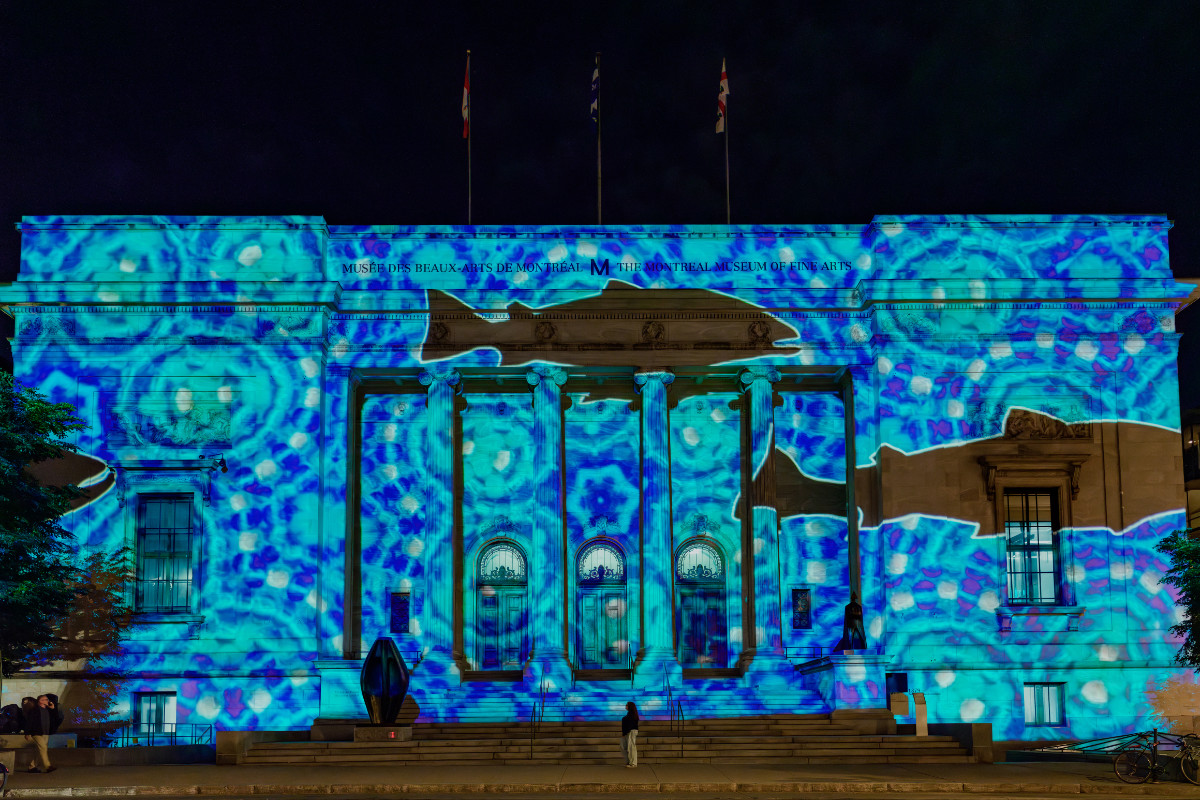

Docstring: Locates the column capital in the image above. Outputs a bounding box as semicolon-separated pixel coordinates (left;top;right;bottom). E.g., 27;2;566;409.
633;370;675;393
418;367;462;391
525;365;568;388
738;366;781;389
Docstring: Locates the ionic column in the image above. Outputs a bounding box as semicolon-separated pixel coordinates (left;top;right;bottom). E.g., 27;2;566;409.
632;370;683;686
418;367;462;680
737;366;792;682
523;365;572;688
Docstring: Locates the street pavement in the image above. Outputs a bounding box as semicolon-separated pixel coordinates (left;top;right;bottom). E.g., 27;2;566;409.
1;759;1198;799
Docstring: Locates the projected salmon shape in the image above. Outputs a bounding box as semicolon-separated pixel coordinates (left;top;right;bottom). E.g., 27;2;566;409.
422;280;800;367
735;411;1182;533
25;450;115;513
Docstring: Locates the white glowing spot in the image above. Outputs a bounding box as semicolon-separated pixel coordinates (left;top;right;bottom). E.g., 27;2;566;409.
932;286;946;300
1099;645;1119;662
937;581;958;599
1074;340;1099;361
888;553;908;575
1140;569;1162;593
799;347;816;366
621;254;639;267
1177;607;1188;625
330;634;343;653
1036;332;1054;348
856;252;872;269
850;324;870;343
289;432;308;449
304;387;321;408
911;376;932;395
175;387;195;412
806;560;827;584
332;337;350;359
462;440;476;455
968;280;986;300
733;550;743;564
401;495;419;513
978;591;1000;612
98;290;120;302
195;697;221;720
809;275;829;289
1066;564;1085;583
239;532;257;551
989;342;1012;360
547;244;569;262
382;423;398;442
305;589;327;611
290;670;309;686
408;618;421;636
729;626;743;644
1110;561;1132;581
514;271;529;284
752;537;764;555
683;427;701;446
238;244;264;266
868;616;883;638
1160;315;1174;332
254;460;277;480
711;407;727;423
382;464;398;481
576;241;598;258
966;359;987;381
119;258;137;273
605;598;627;618
890;591;914;611
267;569;289;588
804;519;830;537
248;688;272;712
846;663;867;684
231;494;247;512
947;399;964;418
480;585;496;597
960;699;984;722
398;579;412;591
880;222;905;237
900;515;919;531
1123;334;1146;355
777;246;795;262
493;450;511;471
876;357;894;374
1082;680;1108;705
300;357;320;378
935;669;956;688
406;538;424;557
218;385;233;403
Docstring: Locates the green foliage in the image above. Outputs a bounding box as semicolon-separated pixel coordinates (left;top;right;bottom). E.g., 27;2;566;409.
0;370;85;676
1156;528;1200;671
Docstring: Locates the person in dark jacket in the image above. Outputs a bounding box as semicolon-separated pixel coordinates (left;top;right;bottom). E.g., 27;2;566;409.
620;701;639;767
24;694;63;773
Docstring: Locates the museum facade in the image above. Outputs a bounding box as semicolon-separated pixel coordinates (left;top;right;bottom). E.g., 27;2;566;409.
2;214;1195;742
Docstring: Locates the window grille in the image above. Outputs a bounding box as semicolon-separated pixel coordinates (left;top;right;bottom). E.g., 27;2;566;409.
791;588;812;629
136;494;194;612
675;541;724;582
1004;490;1060;605
479;542;527;584
1023;682;1065;726
578;542;625;583
390;592;411;634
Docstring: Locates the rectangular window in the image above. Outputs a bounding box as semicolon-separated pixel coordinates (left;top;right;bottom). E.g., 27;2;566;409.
1004;490;1060;605
791;588;812;629
136;494;194;612
1023;682;1065;726
390;592;411;634
134;691;177;733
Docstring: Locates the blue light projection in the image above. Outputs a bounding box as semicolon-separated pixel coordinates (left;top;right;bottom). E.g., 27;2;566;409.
3;214;1195;739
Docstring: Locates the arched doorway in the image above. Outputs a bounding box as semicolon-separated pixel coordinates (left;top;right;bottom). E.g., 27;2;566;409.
575;541;628;669
675;539;728;668
476;540;529;670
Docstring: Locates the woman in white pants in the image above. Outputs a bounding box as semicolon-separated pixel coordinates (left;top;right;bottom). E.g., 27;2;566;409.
620;701;639;767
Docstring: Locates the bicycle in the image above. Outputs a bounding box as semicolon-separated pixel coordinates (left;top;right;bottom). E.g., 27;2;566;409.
1113;729;1200;785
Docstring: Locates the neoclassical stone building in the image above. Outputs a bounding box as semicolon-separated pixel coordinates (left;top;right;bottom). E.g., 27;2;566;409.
2;214;1195;742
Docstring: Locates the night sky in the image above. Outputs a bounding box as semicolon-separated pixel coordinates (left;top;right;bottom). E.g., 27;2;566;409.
2;1;1198;403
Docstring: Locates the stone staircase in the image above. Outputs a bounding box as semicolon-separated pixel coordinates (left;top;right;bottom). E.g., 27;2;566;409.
242;713;975;766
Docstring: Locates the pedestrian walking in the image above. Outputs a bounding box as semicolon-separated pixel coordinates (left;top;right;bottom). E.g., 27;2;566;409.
620;701;639;767
24;694;63;773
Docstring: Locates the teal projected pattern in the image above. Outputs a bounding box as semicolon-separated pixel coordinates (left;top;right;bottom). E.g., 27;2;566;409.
3;214;1193;739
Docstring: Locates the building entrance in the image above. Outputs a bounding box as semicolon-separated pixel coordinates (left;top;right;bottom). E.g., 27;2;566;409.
575;541;628;669
476;541;529;669
675;540;728;668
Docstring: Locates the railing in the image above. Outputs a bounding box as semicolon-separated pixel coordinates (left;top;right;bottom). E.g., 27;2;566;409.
528;682;547;758
665;670;687;758
112;723;213;747
784;645;824;662
1025;728;1197;756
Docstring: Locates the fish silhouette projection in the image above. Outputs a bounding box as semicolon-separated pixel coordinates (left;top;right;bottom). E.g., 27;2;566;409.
422;280;800;368
25;450;115;513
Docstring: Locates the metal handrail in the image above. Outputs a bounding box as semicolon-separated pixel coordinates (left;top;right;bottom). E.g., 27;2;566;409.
1026;729;1199;755
529;682;547;758
113;723;213;747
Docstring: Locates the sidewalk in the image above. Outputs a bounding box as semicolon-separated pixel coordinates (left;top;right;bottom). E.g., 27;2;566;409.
2;760;1197;798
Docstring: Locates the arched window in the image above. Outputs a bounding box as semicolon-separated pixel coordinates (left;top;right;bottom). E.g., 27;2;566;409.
675;540;724;582
577;541;625;585
478;541;527;584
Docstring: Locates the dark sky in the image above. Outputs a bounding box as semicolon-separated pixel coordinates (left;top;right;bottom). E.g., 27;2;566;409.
2;0;1198;402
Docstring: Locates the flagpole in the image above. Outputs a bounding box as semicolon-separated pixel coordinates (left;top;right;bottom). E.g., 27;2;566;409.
595;52;602;225
724;107;730;224
466;50;472;225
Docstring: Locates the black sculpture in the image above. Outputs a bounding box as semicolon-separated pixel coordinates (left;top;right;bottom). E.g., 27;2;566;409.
360;637;410;725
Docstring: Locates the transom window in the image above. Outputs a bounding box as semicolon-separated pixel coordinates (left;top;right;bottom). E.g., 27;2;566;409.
578;542;625;584
1005;490;1061;605
478;541;527;584
136;494;194;612
675;541;724;582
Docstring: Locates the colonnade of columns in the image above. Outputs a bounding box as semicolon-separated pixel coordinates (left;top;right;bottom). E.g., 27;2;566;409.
415;365;800;687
